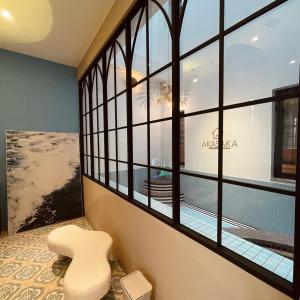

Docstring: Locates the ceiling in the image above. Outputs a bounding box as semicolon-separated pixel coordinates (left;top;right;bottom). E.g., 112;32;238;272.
0;0;116;67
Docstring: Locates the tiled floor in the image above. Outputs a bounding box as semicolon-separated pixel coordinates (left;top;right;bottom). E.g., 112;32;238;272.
133;190;293;282
0;218;126;300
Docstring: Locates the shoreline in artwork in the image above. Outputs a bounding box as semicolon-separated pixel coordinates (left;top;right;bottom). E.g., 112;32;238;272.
6;130;82;234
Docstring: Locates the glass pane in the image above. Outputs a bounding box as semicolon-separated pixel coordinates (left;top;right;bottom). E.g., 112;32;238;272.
117;93;127;128
108;130;116;159
277;97;298;179
82;84;86;115
93;109;97;132
180;175;218;241
224;0;300;105
98;106;104;132
181;112;218;175
94;158;99;180
97;64;103;105
180;0;219;55
149;0;171;73
118;162;128;195
150;120;172;169
108;100;115;130
222;183;295;282
87;157;91;176
84;156;87;174
100;158;105;183
116;31;127;94
132;8;147;80
107;47;115;100
225;0;274;29
118;129;128;162
150;67;172;121
83;136;87;155
133;125;147;164
180;42;219;113
133;165;148;205
82;116;86;135
149;168;173;218
99;133;105;158
92;71;97;108
132;81;147;124
86;114;90;134
223;103;296;191
109;160;117;188
86;135;91;156
93;134;98;157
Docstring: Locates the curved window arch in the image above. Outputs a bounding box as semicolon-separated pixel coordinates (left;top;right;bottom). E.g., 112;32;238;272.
79;1;300;295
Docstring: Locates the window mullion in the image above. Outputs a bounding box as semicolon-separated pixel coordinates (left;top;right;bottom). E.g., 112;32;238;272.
146;1;151;209
103;53;109;186
217;0;225;246
126;20;133;200
172;0;180;224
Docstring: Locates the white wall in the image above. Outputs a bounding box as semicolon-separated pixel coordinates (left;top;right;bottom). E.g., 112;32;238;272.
83;176;294;300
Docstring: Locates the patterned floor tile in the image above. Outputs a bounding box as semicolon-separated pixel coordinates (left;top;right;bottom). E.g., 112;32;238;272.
0;217;126;300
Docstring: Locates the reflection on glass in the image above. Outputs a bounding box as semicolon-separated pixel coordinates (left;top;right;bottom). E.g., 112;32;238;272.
223;102;296;191
149;0;171;73
117;93;127;128
100;158;105;183
149;168;173;218
180;0;219;55
92;71;97;108
116;31;126;94
180;42;219;113
222;183;295;282
118;129;128;162
150;120;172;169
93;109;97;132
108;100;115;130
150;67;172;121
133;165;148;205
109;160;117;188
225;0;273;29
274;97;298;180
93;134;98;157
86;135;91;156
107;47;115;100
118;162;128;195
180;174;218;241
224;0;300;105
97;63;103;105
132;81;147;124
108;130;116;159
133;125;147;164
87;157;91;176
94;158;99;180
181;112;218;175
99;133;105;158
131;9;147;80
98;106;104;132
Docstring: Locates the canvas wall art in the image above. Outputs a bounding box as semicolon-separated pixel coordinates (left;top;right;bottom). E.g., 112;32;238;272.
6;130;82;234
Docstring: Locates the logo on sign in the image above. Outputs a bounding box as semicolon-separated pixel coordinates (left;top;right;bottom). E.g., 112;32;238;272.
202;128;238;150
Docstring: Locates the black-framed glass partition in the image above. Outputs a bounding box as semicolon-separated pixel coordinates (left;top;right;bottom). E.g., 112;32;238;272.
79;0;300;297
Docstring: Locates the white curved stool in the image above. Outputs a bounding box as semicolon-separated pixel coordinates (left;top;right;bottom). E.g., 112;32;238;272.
47;225;113;300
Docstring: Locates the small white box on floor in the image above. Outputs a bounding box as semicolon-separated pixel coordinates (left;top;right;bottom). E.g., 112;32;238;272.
120;270;152;300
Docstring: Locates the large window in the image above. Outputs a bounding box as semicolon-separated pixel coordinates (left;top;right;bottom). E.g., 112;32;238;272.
79;0;300;297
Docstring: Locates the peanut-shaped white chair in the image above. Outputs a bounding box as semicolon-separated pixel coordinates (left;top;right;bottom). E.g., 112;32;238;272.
47;225;112;300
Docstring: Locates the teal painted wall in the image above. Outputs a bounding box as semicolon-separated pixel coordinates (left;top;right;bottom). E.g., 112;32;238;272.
0;49;79;230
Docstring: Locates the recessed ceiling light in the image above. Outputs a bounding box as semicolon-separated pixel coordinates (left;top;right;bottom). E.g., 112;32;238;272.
193;77;198;83
251;36;258;43
289;60;296;64
0;10;13;21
